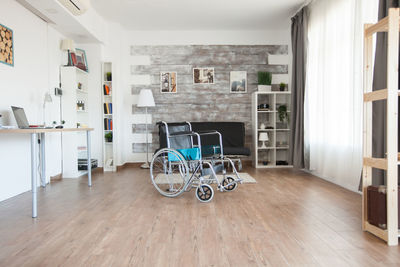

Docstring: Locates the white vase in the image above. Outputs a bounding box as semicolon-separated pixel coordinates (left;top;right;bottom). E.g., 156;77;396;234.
258;85;272;92
260;123;266;129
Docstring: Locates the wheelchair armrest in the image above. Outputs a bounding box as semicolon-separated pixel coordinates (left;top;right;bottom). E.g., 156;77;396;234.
169;131;196;137
197;130;224;157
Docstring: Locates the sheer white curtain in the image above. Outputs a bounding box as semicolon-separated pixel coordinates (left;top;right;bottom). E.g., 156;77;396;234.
304;0;378;191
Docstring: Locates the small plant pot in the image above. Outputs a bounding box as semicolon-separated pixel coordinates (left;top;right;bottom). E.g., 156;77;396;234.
106;137;112;143
258;85;271;92
106;73;112;81
279;86;286;91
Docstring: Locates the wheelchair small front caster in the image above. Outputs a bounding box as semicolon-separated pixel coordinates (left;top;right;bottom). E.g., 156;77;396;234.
222;176;237;191
196;184;214;202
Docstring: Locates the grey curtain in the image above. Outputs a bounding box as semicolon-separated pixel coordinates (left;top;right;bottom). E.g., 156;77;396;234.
289;7;308;169
372;0;399;185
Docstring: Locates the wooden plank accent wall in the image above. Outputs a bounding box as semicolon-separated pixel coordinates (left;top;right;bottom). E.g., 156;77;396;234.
130;45;289;154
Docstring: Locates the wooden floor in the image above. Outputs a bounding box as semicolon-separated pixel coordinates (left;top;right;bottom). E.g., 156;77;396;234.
0;167;399;267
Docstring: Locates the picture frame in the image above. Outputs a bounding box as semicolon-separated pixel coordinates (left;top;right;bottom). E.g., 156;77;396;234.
70;48;89;72
230;71;247;93
193;68;214;84
160;72;177;93
0;23;14;67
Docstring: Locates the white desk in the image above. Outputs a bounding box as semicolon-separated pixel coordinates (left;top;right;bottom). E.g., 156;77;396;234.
0;128;94;218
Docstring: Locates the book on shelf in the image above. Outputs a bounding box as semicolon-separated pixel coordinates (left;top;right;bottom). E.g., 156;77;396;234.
103;103;113;114
104;118;113;130
103;84;111;95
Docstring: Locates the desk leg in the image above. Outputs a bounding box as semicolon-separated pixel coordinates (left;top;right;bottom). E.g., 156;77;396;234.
31;133;38;218
40;133;46;187
87;131;92;187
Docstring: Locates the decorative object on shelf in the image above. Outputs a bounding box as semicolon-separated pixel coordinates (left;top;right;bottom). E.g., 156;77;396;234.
279;82;286;91
105;132;113;143
72;48;88;72
43;92;53;126
60;39;75;66
77;122;81;128
0;114;2;126
258;103;269;110
278;104;289;122
78;82;82;90
262;161;269;165
106;72;112;81
260;123;266;129
193;68;214;84
53;120;65;128
137;89;156;169
257;71;272;92
160;72;177;93
77;100;85;111
0;23;14;66
230;71;247;93
259;132;269;149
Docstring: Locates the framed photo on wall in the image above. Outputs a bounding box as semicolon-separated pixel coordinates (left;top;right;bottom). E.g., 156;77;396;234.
230;71;247;93
70;48;89;72
160;72;177;93
0;23;14;67
193;68;214;84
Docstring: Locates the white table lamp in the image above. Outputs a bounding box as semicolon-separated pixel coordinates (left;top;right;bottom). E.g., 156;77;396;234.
259;132;269;149
137;89;155;168
60;39;75;66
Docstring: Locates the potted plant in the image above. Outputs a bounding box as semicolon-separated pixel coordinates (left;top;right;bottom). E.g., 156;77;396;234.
277;105;289;129
279;82;286;91
105;132;113;143
257;71;272;92
106;72;112;81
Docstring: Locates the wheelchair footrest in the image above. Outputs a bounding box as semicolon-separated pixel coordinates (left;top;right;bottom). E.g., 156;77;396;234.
201;164;224;176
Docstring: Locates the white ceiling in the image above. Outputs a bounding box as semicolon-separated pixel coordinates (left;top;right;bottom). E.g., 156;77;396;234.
92;0;306;31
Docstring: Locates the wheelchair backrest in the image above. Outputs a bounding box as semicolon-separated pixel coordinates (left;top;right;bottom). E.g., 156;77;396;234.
158;122;193;150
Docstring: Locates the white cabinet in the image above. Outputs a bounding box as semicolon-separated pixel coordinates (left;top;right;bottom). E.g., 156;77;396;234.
252;91;292;168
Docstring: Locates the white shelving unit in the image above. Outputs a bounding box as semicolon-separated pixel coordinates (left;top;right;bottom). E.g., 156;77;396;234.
252;91;292;168
102;62;116;172
60;66;90;177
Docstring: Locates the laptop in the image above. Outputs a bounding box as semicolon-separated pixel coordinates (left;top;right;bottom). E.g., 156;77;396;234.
11;106;52;129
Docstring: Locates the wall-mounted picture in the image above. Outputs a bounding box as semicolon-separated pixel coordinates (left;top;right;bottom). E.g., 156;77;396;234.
160;72;177;93
230;71;247;93
0;23;14;66
193;68;214;84
70;48;89;72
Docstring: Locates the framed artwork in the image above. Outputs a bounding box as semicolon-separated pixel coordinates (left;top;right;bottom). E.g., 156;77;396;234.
230;71;247;93
193;68;214;84
0;23;14;66
160;72;177;93
70;48;89;72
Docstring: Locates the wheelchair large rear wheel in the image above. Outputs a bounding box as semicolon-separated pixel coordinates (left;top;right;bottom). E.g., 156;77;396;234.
150;148;189;197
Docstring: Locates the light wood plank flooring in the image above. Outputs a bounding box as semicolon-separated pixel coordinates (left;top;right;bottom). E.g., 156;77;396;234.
0;167;399;266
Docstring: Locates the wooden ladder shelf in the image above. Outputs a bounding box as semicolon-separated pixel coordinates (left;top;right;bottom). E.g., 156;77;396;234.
362;8;400;246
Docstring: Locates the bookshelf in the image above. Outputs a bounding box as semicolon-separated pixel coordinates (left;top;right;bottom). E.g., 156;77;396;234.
102;62;116;172
60;66;91;177
252;91;293;168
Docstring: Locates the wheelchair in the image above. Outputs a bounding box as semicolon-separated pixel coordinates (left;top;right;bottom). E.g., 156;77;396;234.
150;121;243;202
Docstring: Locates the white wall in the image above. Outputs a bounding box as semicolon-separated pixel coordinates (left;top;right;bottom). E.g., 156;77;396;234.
121;29;292;163
0;0;66;201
